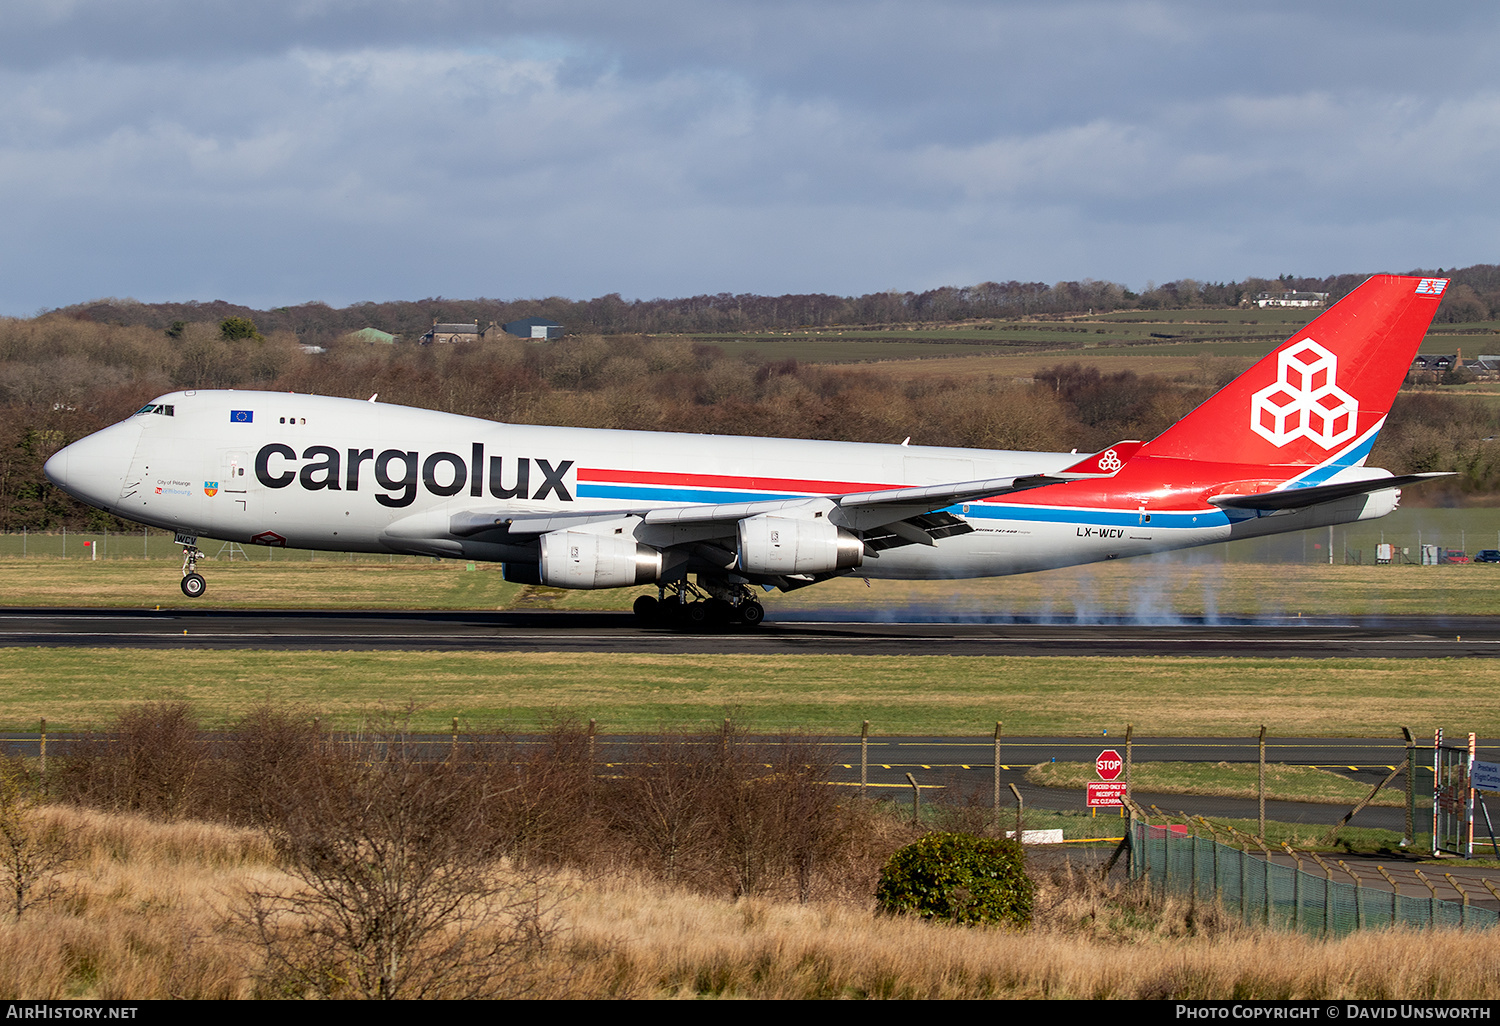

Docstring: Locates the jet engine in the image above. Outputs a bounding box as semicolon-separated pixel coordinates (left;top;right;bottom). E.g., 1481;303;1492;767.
538;530;663;589
736;514;863;575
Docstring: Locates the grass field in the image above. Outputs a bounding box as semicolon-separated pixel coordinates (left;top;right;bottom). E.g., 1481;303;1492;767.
1028;761;1416;808
0;648;1493;736
683;307;1500;368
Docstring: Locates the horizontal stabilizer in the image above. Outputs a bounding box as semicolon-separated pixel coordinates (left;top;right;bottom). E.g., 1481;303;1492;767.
1208;472;1453;510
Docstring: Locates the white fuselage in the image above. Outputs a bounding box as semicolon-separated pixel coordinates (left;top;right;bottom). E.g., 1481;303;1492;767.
46;389;1395;581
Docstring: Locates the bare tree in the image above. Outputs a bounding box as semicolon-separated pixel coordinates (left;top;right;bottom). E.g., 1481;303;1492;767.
610;731;720;885
238;724;558;999
56;701;208;819
0;756;70;921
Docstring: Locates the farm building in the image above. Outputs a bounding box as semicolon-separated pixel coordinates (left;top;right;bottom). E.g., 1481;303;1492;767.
501;317;564;340
420;322;480;344
350;327;397;344
1405;352;1500;382
1254;291;1329;308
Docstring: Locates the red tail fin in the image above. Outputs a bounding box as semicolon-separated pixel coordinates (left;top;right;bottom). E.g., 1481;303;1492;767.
1137;275;1447;466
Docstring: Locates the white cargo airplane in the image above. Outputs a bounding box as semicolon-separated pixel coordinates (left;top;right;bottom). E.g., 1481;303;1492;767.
45;274;1451;627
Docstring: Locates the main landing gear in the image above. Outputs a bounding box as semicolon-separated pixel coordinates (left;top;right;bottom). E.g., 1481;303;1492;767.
633;578;765;631
180;544;207;598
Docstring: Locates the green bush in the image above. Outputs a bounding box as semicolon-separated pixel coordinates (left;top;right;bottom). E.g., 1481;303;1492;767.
875;832;1034;926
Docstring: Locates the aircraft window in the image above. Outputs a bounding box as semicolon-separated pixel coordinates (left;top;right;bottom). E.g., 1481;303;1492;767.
279;417;285;424
134;404;176;417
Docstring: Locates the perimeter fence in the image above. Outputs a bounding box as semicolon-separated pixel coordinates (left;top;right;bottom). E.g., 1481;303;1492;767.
8;515;1500;566
1128;814;1499;935
0;529;430;563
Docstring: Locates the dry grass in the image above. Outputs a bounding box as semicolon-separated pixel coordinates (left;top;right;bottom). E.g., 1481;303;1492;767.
542;860;1500;999
0;805;270;999
0;558;529;610
8;805;1500;999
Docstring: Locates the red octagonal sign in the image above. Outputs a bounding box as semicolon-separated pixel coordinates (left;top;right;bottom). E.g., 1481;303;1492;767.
1096;749;1123;781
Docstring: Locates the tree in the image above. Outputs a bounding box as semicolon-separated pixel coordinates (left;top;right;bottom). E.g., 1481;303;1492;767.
876;832;1034;926
0;757;70;922
219;316;263;341
238;723;556;999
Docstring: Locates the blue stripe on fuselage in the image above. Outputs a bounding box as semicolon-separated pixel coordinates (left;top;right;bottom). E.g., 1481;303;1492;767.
577;483;806;504
1285;422;1382;489
577;482;1230;529
951;503;1230;529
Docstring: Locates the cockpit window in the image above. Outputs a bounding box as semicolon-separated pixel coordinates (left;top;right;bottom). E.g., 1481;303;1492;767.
133;404;175;417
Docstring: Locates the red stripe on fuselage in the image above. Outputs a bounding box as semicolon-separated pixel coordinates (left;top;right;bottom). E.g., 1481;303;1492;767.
578;457;1307;513
577;466;894;495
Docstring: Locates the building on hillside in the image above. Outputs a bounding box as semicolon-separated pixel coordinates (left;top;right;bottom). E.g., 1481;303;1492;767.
420;321;480;344
1254;291;1329;308
350;327;398;344
1469;356;1500;380
501;317;564;340
1408;351;1471;383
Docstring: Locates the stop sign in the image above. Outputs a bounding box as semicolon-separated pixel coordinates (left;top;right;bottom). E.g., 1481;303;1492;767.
1096;749;1123;781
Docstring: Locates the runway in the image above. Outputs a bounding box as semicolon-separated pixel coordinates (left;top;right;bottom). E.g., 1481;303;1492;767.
1;607;1498;657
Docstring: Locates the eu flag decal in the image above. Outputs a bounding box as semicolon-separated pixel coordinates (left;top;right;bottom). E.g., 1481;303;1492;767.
230;410;254;423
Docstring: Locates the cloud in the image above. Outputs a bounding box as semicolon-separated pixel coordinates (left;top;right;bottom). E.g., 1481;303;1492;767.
1;1;1497;313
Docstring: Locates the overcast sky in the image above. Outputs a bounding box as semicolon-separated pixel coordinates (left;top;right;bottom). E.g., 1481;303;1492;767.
2;1;1496;314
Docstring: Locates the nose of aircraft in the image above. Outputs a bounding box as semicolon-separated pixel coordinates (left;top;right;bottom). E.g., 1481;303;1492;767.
44;419;142;510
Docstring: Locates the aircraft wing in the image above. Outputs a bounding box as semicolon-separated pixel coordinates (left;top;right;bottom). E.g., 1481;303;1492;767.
448;441;1140;542
830;440;1142;529
1208;472;1453;511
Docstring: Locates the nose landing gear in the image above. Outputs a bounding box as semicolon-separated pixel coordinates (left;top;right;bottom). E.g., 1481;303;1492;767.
179;539;207;598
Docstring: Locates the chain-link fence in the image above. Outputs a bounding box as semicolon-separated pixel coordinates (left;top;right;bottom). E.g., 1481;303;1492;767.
0;529;434;563
1129;819;1498;934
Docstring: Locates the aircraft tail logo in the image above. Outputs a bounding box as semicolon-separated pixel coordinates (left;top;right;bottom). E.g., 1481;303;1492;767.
1249;339;1357;449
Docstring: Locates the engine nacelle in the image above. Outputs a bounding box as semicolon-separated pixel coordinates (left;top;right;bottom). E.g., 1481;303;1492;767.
737;514;863;575
538;530;663;589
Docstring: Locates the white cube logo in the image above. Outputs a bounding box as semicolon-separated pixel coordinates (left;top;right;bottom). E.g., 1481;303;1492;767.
1250;339;1358;449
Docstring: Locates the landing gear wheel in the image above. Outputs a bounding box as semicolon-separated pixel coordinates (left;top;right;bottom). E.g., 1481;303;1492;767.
633;594;659;625
703;598;733;626
181;573;207;598
739;600;765;627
